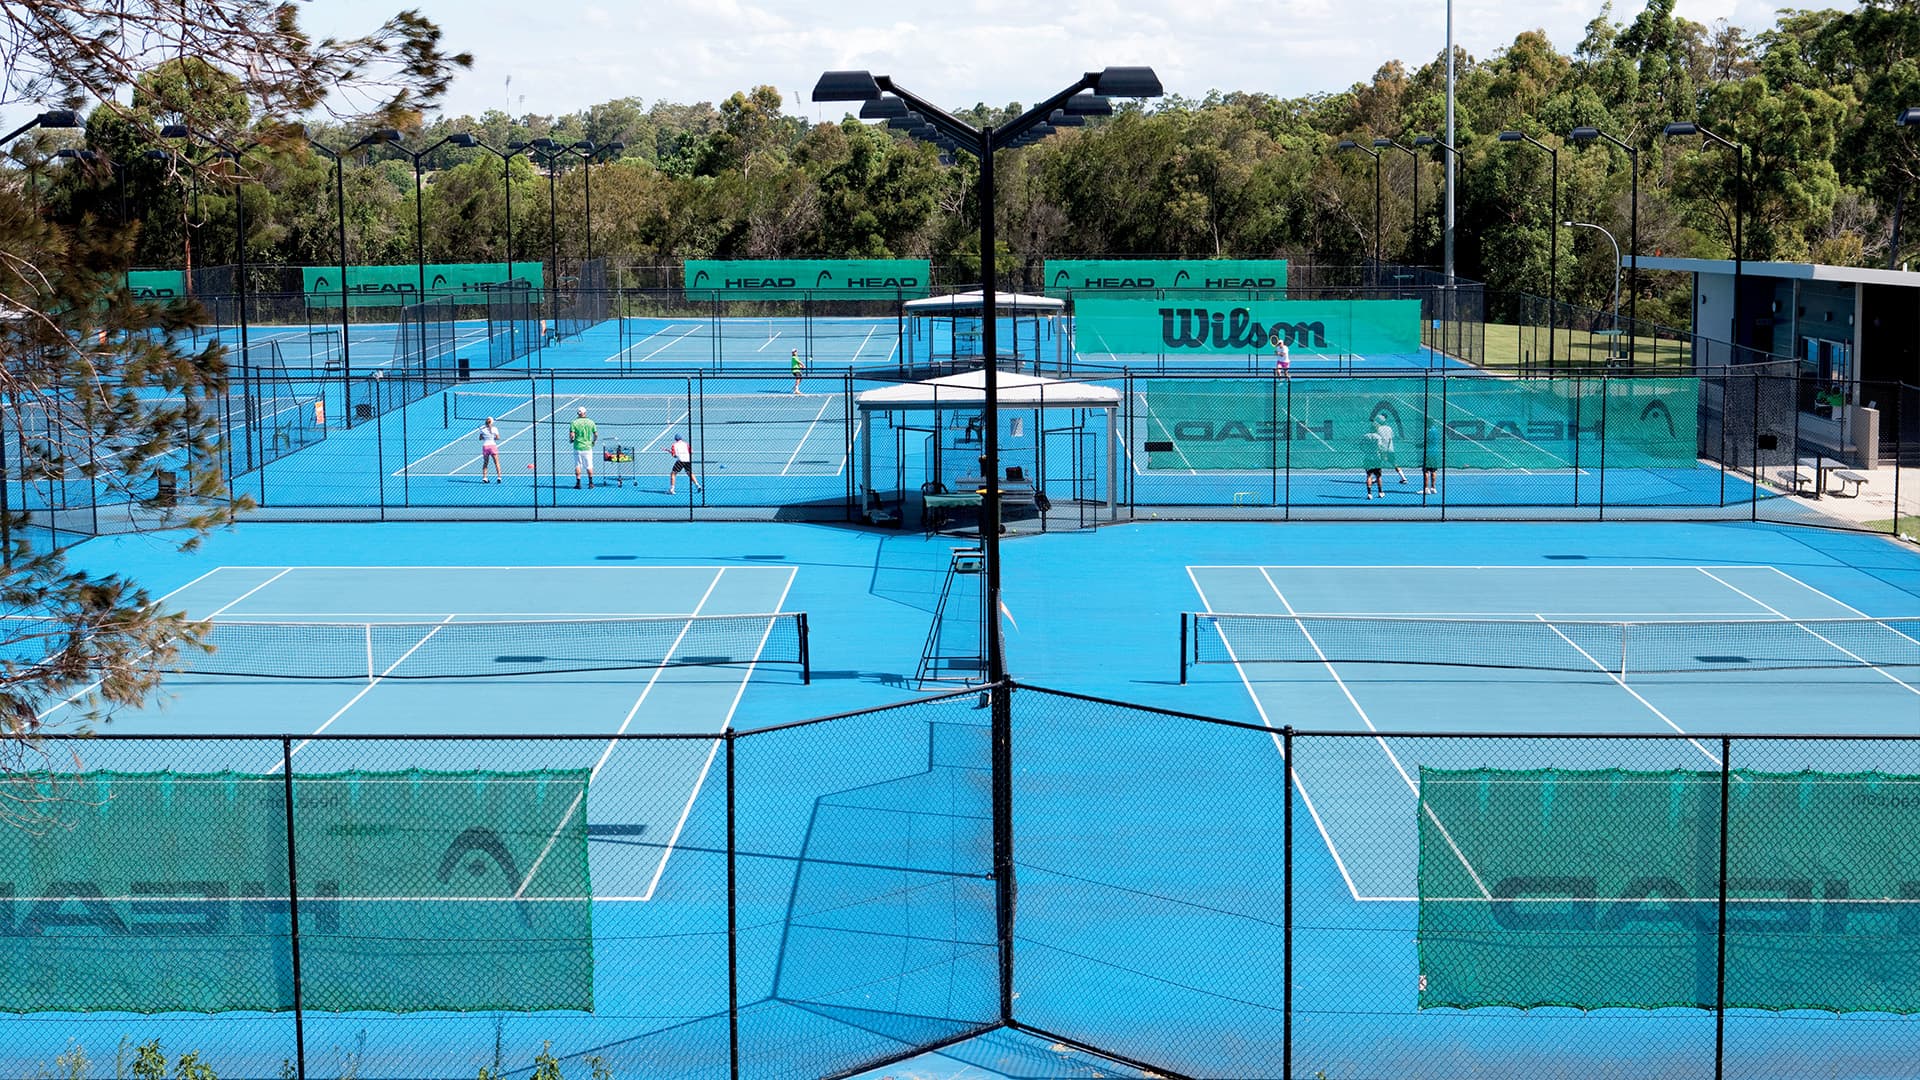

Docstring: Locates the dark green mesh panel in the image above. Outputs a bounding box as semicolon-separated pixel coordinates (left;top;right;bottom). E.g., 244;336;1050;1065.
1418;766;1920;1013
0;768;592;1014
1138;377;1699;472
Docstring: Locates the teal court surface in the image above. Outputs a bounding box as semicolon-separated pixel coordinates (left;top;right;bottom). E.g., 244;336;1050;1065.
9;519;1920;1080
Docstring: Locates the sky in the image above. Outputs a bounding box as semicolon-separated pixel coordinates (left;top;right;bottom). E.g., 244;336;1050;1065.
294;0;1795;122
0;0;1800;136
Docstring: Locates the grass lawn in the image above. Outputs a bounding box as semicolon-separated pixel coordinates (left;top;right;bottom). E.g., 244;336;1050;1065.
1462;321;1694;373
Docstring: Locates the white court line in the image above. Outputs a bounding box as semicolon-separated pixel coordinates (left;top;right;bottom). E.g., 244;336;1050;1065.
203;564;803;570
635;325;703;363
1184;567;1364;901
756;332;783;353
512;567;730;899
1284;610;1791;620
830;418;864;478
1257;567;1492;902
639;565;800;901
1762;566;1920;650
218;610;702;619
1697;568;1920;698
781;396;836;476
274;614;461;769
850;326;878;362
608;324;676;364
1132;392;1199;475
393;394;569;477
1191;564;1751;570
1531;614;1723;765
36;567;294;721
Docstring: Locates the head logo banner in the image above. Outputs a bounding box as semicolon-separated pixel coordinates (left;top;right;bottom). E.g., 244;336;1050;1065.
303;264;543;308
126;270;187;301
1044;260;1288;296
1075;297;1419;357
682;260;931;300
0;768;592;1014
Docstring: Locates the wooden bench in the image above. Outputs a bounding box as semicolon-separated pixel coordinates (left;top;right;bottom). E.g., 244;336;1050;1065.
1777;467;1817;495
1830;469;1869;497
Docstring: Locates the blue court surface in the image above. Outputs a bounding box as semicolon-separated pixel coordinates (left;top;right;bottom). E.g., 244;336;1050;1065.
14;519;1920;1079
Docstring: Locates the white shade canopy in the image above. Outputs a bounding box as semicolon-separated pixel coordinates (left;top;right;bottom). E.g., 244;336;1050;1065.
855;368;1119;411
901;290;1066;315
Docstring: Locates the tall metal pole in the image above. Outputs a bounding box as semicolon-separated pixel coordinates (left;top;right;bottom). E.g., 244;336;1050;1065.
583;155;594;267
232;158;254;471
334;156;352;415
1550;147;1559;369
547;153;558;326
413;157;426;300
980;127;1002;685
1372;155;1382;268
1629;147;1638;361
1445;0;1456;283
1733;152;1745;361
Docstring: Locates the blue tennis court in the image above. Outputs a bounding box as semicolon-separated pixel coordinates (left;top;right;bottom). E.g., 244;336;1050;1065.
11;519;1920;1079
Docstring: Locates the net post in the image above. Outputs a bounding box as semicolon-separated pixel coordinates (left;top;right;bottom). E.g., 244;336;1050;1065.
798;613;811;685
1715;735;1731;1080
364;623;375;682
1283;725;1294;1080
1620;622;1630;682
1179;613;1189;684
280;735;308;1080
725;729;740;1080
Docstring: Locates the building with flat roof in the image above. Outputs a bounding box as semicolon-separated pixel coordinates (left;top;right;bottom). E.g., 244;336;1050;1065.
1632;256;1920;464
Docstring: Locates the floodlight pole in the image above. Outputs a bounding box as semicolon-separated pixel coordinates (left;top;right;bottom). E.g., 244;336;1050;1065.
1377;139;1419;265
1565;221;1621;330
1334;140;1382;275
308;134;381;427
530;139;562;328
869;71;1120;690
1499;132;1559;371
476;140;533;295
817;66;1161;1035
1663;123;1745;360
1569;128;1639;363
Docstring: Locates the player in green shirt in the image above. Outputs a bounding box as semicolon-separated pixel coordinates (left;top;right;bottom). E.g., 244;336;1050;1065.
791;348;805;394
569;406;598;489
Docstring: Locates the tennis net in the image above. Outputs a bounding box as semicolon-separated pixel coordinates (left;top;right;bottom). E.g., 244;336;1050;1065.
445;389;848;429
32;612;811;682
1179;612;1920;683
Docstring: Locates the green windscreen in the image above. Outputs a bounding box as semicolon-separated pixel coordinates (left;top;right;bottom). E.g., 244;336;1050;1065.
1076;298;1418;356
1134;377;1699;471
303;264;543;307
1418;766;1920;1013
1044;259;1288;296
682;259;931;299
0;768;592;1014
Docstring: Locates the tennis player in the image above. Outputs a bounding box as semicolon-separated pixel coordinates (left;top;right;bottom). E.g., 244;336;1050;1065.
1362;423;1386;498
1375;414;1409;487
791;348;805;393
1422;419;1443;494
570;406;597;489
478;417;502;483
667;434;703;495
1272;333;1291;376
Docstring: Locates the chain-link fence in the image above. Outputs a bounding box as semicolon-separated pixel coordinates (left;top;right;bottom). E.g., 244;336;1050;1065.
16;366;1919;538
8;686;1919;1078
0;689;997;1080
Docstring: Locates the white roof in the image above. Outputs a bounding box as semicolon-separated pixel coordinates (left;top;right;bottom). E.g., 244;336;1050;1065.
902;290;1066;314
1626;256;1920;288
855;368;1119;411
